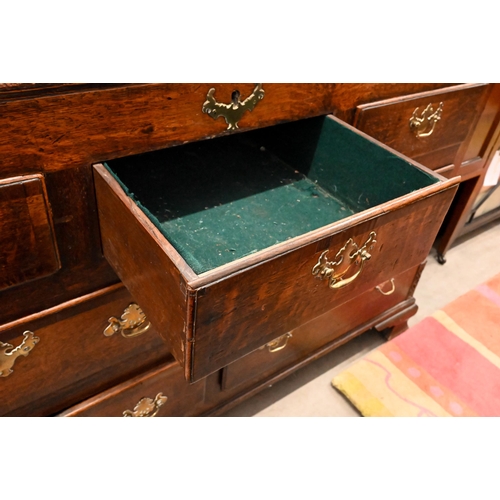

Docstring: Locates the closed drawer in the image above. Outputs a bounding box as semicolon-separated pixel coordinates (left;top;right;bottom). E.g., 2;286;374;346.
0;285;170;416
58;360;206;417
353;84;488;170
222;265;420;393
93;114;458;383
0;174;60;291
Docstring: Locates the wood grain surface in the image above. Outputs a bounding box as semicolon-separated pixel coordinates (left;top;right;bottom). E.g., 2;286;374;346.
0;285;170;416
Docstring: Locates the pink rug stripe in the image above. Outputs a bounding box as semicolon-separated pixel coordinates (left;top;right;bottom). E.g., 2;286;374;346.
476;284;500;308
392;316;500;416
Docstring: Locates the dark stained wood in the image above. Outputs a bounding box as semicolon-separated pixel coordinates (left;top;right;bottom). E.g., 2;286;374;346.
348;84;500;262
221;265;421;393
0;84;471;325
0;83;491;416
0;84;343;324
331;84;458;123
0;165;119;325
0;84;344;175
353;84;488;170
0;174;60;290
434;88;500;259
193;184;456;381
205;298;418;416
0;285;170;416
0;84;136;102
93;114;458;382
459;84;500;164
58;360;206;417
93;164;192;373
435;164;455;178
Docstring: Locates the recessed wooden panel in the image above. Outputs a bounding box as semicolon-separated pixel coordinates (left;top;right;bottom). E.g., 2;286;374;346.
0;174;60;291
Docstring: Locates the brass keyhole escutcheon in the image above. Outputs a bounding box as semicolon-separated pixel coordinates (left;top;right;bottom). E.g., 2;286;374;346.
202;84;265;130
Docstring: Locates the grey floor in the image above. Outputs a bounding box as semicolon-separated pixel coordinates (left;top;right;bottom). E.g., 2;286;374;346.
222;220;500;417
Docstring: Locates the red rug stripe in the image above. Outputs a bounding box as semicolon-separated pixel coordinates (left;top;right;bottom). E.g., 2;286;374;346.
393;316;500;416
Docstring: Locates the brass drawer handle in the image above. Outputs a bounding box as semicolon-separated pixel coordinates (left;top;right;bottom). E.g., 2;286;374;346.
123;393;168;417
202;84;265;130
0;331;39;378
376;278;396;296
104;303;151;338
409;102;444;138
260;332;293;353
312;232;377;289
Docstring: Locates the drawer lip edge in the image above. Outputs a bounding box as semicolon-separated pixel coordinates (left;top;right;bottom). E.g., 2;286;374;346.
188;179;459;288
354;83;488;113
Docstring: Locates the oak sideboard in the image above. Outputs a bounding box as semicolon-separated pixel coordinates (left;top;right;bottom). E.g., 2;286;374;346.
1;83;494;417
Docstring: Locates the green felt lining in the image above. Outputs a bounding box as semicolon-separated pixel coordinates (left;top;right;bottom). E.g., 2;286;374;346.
104;116;437;275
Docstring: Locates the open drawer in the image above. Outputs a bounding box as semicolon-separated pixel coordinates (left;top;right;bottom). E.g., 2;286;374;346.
93;114;458;382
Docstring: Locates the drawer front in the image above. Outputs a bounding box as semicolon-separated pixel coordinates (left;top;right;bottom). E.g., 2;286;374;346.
0;285;170;416
353;84;488;170
192;186;456;381
0;174;60;291
58;361;206;417
222;266;421;393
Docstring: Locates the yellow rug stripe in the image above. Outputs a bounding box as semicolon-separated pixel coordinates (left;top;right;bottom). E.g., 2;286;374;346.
332;371;393;417
341;350;452;417
432;310;500;370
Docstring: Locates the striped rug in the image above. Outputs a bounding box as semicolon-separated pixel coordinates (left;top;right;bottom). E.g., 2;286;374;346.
332;273;500;417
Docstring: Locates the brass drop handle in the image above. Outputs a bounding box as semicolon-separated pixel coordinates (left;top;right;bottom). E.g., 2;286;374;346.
312;232;377;289
0;331;39;378
376;278;396;296
409;102;444;138
261;332;293;353
202;84;265;130
104;303;151;338
123;393;168;417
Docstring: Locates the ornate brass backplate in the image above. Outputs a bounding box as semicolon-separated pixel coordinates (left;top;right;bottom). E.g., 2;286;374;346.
0;330;39;377
312;232;377;289
123;392;168;417
202;84;265;130
104;303;151;338
409;102;444;138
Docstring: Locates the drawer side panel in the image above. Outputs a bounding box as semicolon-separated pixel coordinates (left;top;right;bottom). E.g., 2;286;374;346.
93;165;188;366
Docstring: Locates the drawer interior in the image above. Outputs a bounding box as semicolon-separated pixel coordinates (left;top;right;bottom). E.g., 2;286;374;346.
104;115;438;275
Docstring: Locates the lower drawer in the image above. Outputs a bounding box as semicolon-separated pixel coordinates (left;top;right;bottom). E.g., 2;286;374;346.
58;361;206;417
221;265;421;393
0;285;170;416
